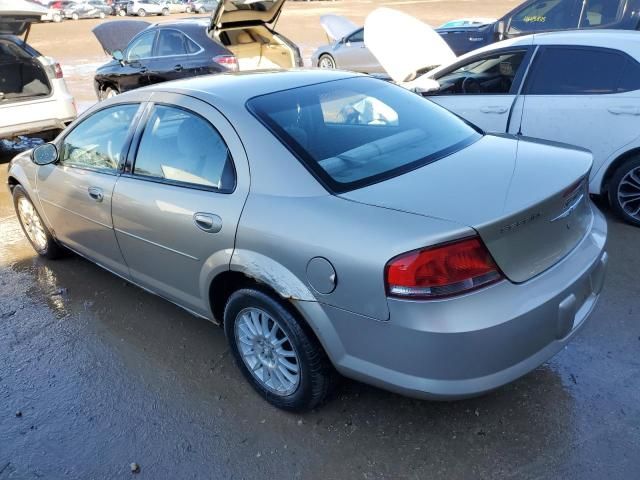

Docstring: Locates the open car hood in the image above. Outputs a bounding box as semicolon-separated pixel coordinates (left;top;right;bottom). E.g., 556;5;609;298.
210;0;286;30
0;0;48;39
364;8;456;83
319;14;359;42
92;20;151;55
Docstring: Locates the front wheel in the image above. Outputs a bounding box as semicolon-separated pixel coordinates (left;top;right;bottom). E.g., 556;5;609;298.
185;5;192;12
609;156;640;227
71;12;79;20
224;289;336;411
52;13;62;22
161;7;169;15
318;54;336;69
137;8;146;16
118;8;126;16
13;186;64;259
98;11;106;18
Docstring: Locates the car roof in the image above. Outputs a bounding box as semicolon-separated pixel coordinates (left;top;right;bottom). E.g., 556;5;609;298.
141;69;361;104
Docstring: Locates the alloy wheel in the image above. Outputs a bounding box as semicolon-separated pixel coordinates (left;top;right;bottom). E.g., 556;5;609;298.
17;197;47;252
617;166;640;221
318;55;335;69
234;307;301;396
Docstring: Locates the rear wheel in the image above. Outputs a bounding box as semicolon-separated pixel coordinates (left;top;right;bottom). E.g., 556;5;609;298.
52;13;62;22
98;11;106;18
118;8;126;16
185;5;192;12
318;54;336;69
224;289;336;411
609;156;640;227
99;85;119;101
71;12;79;20
137;8;146;16
161;7;169;15
13;186;64;259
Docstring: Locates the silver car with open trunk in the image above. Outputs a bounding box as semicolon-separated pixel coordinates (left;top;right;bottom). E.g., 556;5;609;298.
7;70;608;411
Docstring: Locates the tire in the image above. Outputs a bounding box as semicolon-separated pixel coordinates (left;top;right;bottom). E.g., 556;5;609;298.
224;289;336;411
52;13;62;22
99;11;106;18
608;156;640;227
71;12;79;20
118;8;126;16
13;185;64;259
137;8;146;16
161;7;169;15
318;54;336;69
185;6;192;13
99;85;119;101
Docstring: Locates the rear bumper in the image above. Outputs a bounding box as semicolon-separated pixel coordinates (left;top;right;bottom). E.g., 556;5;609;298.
0;92;76;139
297;205;608;400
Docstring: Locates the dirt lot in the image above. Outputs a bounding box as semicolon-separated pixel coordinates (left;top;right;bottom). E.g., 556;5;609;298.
26;0;521;108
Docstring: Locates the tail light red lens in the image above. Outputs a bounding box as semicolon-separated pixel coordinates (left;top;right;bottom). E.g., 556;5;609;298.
54;63;63;79
385;236;503;299
213;55;239;72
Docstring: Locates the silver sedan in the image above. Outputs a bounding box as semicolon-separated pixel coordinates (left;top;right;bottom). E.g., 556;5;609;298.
7;70;608;411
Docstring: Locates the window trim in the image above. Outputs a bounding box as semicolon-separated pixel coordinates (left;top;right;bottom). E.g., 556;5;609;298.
127;102;237;194
432;46;534;96
522;44;636;96
55;102;145;176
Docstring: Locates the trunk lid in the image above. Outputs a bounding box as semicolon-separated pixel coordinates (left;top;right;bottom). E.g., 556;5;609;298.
339;135;594;283
92;20;151;56
0;0;49;41
319;14;359;43
364;7;456;83
210;0;286;32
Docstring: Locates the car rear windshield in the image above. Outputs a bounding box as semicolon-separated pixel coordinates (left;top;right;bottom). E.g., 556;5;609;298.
247;77;480;193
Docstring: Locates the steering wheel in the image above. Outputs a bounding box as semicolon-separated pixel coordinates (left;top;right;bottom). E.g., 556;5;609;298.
461;76;482;94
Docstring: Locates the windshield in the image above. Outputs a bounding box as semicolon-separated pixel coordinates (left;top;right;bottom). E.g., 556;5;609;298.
247;77;480;193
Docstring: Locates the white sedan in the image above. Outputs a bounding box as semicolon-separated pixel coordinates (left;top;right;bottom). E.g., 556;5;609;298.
366;8;640;227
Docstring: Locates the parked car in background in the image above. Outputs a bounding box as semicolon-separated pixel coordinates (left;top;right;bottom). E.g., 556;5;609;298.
0;1;76;139
63;0;111;19
436;0;640;55
126;0;169;16
8;70;608;410
40;6;63;22
189;0;217;14
93;0;302;97
111;0;128;15
366;8;640;227
165;0;187;14
312;15;384;74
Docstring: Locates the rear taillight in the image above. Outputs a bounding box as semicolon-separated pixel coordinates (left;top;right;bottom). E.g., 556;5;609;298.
385;236;503;299
53;62;63;79
213;55;238;71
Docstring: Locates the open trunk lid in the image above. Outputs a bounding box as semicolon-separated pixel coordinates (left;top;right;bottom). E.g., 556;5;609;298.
0;0;48;41
210;0;286;31
92;20;151;56
364;7;456;83
339;135;594;283
320;14;359;42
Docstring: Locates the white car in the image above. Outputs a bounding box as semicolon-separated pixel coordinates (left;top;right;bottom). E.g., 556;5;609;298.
366;8;640;227
0;1;76;140
127;0;169;17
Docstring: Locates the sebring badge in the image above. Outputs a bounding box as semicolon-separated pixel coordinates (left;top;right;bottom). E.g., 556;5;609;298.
500;212;542;234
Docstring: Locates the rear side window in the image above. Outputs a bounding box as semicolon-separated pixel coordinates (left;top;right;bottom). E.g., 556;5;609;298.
579;0;627;27
156;30;201;56
526;46;639;94
247;77;480;193
133;105;235;191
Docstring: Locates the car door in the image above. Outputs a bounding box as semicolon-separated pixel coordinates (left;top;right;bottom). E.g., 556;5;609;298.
147;29;203;84
119;30;156;92
335;29;376;73
428;47;533;133
111;93;250;317
512;45;640;189
36;102;144;277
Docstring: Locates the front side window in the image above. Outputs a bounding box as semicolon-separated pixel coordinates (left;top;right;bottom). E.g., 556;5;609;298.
60;104;139;172
248;77;480;193
127;31;155;61
133;105;235;191
527;47;630;95
508;0;579;34
580;0;626;27
348;29;364;43
435;50;527;95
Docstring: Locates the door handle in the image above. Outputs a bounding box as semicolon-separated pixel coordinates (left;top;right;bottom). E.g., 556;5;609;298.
193;213;222;233
87;186;104;202
173;64;183;72
480;106;508;114
608;106;640;116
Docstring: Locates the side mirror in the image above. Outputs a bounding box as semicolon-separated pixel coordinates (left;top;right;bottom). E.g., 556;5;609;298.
31;143;58;166
112;49;124;63
409;77;441;95
495;20;506;40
